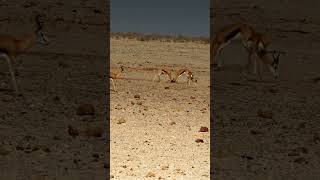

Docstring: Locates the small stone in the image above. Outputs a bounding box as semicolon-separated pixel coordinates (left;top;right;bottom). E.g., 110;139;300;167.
117;118;126;124
250;129;263;135
76;104;95;115
67;125;79;137
195;139;204;143
146;172;156;178
42;147;51;153
199;127;209;132
92;153;99;159
0;146;11;156
85;127;104;137
257;110;273;119
294;157;307;164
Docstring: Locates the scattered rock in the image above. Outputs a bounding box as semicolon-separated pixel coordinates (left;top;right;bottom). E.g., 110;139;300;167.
257;110;273;119
269;88;278;93
199;126;209;132
131;101;135;105
137;102;143;105
76;104;95;115
53;96;60;102
22;1;38;8
55;17;64;22
67;125;79;137
32;146;40;152
293;157;307;164
250;129;263;135
195;139;204;143
145;172;156;178
312;77;320;83
161;165;169;170
94;9;102;14
84;127;104;137
134;95;140;99
104;163;110;169
288;147;309;157
16;146;24;151
297;122;306;129
23;135;36;141
313;134;320;144
117;118;126;124
41;147;51;153
288;152;299;156
169;121;176;125
164;87;169;89
190;96;196;99
53;136;61;140
92;153;99;159
24;145;32;153
0;146;11;156
240;155;254;160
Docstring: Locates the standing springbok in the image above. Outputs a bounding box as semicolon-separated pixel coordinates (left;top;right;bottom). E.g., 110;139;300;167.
0;14;49;95
110;66;125;92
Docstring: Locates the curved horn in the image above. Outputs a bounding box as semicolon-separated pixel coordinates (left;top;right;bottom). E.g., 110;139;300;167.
272;50;276;59
35;14;43;30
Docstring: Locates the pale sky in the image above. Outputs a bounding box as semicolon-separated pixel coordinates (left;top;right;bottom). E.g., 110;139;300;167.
111;0;209;37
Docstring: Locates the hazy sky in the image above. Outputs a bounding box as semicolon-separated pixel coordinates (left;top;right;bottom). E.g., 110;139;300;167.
111;0;209;37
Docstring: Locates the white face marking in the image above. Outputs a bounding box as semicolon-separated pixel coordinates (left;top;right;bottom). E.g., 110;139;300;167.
233;32;242;40
37;31;49;44
258;42;265;51
268;65;278;78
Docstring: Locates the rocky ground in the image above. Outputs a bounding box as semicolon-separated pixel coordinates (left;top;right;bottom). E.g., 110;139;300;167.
0;0;107;179
110;37;210;179
212;0;320;179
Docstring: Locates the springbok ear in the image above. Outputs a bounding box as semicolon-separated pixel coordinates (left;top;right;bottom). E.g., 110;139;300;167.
272;50;276;59
34;13;44;30
258;42;265;51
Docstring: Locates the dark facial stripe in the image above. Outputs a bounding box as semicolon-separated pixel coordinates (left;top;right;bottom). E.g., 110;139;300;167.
225;28;241;42
162;69;170;74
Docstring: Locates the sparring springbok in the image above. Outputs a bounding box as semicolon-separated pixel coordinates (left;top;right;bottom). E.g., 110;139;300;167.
153;68;173;82
172;68;197;86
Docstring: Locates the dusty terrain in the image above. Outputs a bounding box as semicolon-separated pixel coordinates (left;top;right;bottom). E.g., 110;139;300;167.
0;0;107;179
212;1;320;179
110;37;210;179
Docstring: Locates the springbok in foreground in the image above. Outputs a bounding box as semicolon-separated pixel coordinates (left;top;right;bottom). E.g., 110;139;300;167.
212;22;282;80
110;66;124;92
0;14;49;95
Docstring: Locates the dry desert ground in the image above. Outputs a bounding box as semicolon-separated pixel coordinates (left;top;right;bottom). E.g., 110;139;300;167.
0;0;107;179
110;36;210;179
212;0;320;179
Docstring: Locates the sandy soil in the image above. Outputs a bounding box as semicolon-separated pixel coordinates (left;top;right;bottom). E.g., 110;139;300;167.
212;1;320;179
0;0;107;179
110;38;210;179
